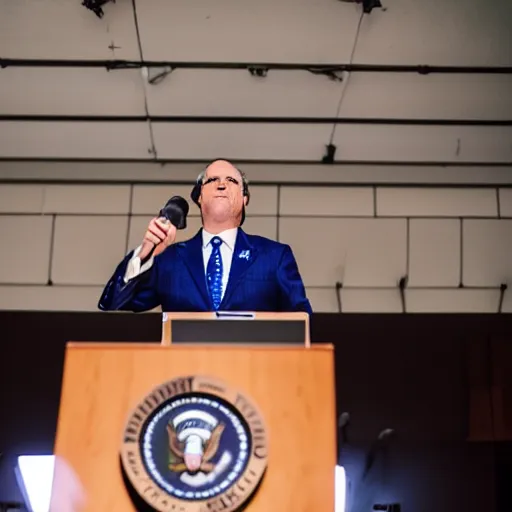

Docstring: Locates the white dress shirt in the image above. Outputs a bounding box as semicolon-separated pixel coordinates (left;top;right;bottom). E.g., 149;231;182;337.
124;227;238;302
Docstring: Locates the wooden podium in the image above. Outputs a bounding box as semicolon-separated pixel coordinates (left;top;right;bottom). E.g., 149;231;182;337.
51;312;336;512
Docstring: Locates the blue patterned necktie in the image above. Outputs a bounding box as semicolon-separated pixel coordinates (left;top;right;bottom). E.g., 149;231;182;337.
206;236;223;310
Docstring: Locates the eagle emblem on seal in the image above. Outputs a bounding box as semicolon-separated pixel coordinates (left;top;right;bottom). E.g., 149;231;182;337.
167;422;225;473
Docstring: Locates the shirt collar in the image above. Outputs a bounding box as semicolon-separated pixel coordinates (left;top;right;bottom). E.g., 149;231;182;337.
202;227;238;250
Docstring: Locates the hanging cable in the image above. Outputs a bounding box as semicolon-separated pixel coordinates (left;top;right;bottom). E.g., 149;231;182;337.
130;0;157;158
328;8;366;145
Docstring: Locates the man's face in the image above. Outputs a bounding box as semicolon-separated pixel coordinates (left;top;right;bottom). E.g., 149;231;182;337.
198;160;247;223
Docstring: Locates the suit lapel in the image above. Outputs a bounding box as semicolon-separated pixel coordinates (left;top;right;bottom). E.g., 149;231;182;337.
221;229;258;308
176;229;211;308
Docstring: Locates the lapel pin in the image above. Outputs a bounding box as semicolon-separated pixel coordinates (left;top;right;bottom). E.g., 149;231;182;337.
238;250;250;260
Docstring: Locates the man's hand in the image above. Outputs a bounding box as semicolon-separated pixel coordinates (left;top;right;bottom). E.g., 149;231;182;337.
139;217;177;260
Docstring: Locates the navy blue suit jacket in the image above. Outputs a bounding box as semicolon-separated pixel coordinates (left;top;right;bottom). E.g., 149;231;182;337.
98;228;312;314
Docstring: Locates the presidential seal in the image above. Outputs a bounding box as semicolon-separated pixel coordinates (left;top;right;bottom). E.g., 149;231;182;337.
120;376;268;512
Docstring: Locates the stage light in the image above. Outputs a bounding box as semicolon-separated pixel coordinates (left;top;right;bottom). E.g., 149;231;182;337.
335;465;347;512
15;455;344;510
16;456;55;512
82;0;115;19
338;0;383;14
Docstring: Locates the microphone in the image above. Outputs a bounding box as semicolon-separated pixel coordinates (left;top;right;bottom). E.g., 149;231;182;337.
158;196;189;230
362;428;395;480
140;196;189;265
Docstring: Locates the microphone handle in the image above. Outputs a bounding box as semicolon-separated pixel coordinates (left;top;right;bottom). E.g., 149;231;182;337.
141;216;170;265
140;244;156;266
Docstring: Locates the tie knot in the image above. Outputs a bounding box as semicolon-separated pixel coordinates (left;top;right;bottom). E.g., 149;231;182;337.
211;236;222;247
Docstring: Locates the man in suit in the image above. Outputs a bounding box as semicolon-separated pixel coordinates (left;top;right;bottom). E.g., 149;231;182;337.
98;159;312;314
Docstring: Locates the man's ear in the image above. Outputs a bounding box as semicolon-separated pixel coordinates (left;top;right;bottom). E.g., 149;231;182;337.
243;195;248;207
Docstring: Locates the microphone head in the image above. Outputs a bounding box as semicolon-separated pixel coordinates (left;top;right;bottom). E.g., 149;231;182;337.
377;428;395;441
338;412;350;428
159;196;189;230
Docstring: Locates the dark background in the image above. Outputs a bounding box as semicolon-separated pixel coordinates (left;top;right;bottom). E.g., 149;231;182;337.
1;311;511;512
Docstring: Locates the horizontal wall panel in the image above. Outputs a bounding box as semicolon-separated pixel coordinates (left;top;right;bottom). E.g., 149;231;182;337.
147;70;343;118
462;220;512;286
153;123;331;161
132;184;278;216
340;74;512;121
0;285;106;311
1;162;512;186
0;183;131;215
354;0;512;66
42;185;131;214
51;216;129;285
132;185;196;216
244;186;279;216
0;0;139;60
279;186;374;216
342;289;402;313
4;123;507;163
500;188;512;217
0;122;153;159
503;291;512;313
0;69;146;116
0;285;504;313
279;217;407;287
287;288;403;313
408;219;461;287
305;288;339;313
377;188;498;217
406;289;500;313
137;0;360;63
0;215;52;284
0;184;45;213
331;125;512;163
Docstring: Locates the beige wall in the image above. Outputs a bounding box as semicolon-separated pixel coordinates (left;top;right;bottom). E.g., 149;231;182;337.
1;0;511;313
0;180;510;313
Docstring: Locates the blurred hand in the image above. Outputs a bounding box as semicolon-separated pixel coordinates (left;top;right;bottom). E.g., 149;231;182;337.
49;456;86;512
139;217;177;260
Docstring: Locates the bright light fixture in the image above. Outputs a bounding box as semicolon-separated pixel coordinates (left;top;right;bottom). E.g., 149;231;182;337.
335;465;347;512
15;455;346;512
16;455;55;512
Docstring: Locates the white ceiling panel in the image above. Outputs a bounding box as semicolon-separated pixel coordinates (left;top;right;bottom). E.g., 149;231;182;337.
0;122;152;159
146;70;343;117
3;67;510;120
136;0;360;63
0;0;139;60
2;0;511;67
152;123;331;160
332;125;512;163
354;0;512;66
0;162;511;185
0;68;146;116
339;74;512;120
